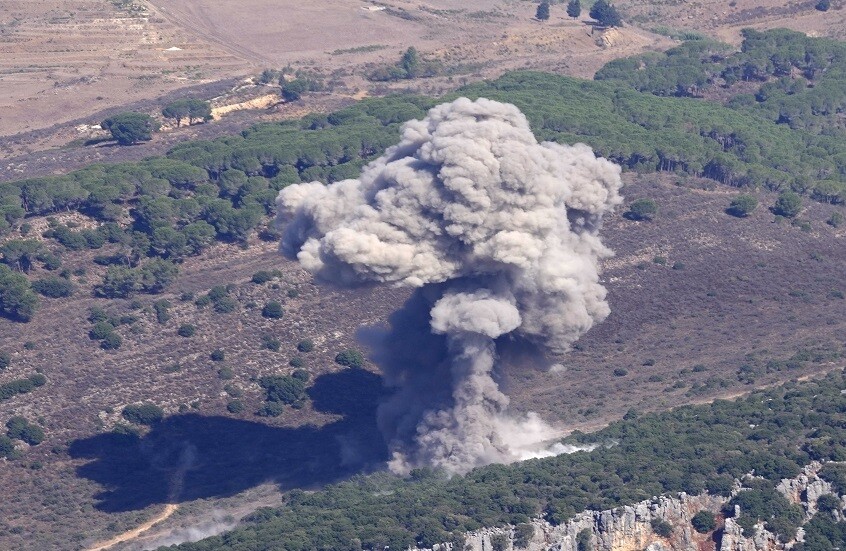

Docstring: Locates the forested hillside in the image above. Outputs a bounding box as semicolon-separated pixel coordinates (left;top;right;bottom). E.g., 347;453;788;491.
3;30;845;322
168;370;846;551
2;28;846;551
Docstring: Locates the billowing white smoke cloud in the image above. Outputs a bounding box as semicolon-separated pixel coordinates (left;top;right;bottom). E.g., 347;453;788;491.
277;97;622;475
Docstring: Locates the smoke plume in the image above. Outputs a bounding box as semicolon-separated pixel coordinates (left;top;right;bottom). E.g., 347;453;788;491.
276;97;622;475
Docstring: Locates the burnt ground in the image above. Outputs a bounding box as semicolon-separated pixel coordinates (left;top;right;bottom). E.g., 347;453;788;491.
0;171;844;549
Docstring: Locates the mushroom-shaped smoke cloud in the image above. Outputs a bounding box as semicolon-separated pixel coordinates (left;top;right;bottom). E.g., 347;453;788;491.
277;97;622;475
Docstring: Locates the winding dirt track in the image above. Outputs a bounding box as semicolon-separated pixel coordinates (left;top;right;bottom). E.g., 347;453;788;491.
86;504;180;551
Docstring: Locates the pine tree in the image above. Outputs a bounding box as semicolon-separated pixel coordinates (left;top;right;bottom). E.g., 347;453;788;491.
567;0;581;19
589;0;622;27
536;1;551;20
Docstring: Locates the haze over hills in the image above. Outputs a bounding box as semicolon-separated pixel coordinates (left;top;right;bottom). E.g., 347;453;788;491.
1;1;846;550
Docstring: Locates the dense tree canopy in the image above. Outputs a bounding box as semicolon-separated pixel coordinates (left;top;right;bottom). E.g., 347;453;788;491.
170;371;846;551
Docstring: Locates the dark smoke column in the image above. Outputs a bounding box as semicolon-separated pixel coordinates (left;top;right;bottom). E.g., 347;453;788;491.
276;97;622;475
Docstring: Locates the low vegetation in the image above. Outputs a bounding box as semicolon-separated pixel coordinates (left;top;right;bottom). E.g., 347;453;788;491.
369;47;442;82
0;374;46;401
121;403;165;425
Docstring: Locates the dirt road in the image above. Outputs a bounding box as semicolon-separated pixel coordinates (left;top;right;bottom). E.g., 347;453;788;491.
86;504;179;551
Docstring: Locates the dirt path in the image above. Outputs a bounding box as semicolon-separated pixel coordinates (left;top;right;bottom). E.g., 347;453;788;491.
86;504;179;551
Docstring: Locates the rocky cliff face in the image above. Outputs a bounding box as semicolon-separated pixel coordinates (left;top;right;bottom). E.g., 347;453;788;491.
422;463;837;551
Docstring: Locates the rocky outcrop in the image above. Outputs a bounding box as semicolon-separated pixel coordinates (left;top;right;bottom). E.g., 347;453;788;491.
420;463;842;551
453;493;723;551
776;462;832;518
720;507;777;551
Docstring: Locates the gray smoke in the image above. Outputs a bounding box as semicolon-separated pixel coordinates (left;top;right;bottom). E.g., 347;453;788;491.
138;511;237;550
276;97;622;475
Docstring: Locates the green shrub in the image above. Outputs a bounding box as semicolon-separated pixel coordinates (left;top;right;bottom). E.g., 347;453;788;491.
728;194;758;217
828;212;843;228
289;356;304;368
490;533;509;551
0;350;10;370
178;324;196;337
153;299;171;324
95;266;140;298
335;349;365;368
627;198;658;221
297;339;314;353
213;296;238;313
691;510;716;533
89;321;115;340
101;332;122;350
121;403;164;425
514;523;535;548
6;417;44;445
651;518;673;537
31;276;75;298
210;349;225;361
259;375;307;406
226;400;245;414
6;416;28;438
251;270;275;284
257;401;285;417
816;493;841;514
208;285;228;301
261;301;284;319
774;191;802;218
291;369;310;382
0;435;15;458
262;335;281;351
0;265;39;321
88;307;110;324
577;529;593;551
218;366;234;380
613;368;628;376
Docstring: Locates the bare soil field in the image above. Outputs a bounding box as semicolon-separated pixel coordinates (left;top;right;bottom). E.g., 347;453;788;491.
0;0;674;155
0;173;844;550
0;0;245;139
2;0;845;162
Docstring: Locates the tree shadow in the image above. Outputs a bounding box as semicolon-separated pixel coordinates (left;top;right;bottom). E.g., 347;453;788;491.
68;368;389;513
